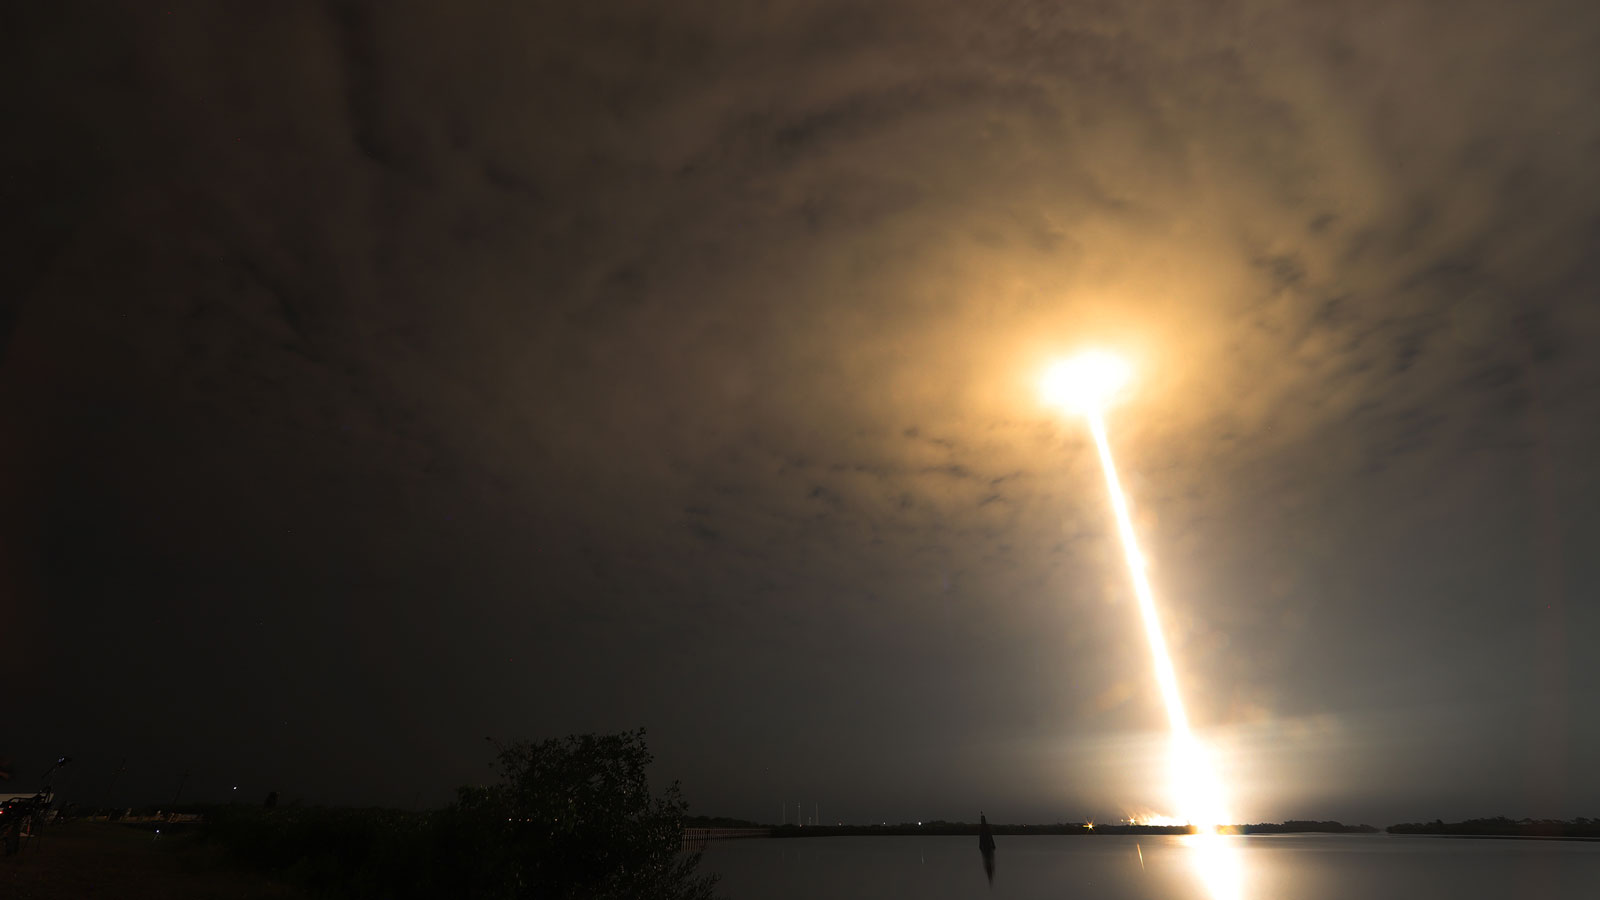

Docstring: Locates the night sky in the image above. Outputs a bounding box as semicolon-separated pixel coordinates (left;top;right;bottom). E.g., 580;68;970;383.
7;1;1599;827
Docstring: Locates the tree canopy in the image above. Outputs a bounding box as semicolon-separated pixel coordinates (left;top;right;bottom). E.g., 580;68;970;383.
460;728;719;900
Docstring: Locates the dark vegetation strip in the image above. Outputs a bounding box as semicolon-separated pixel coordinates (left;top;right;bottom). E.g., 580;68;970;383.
1387;817;1600;839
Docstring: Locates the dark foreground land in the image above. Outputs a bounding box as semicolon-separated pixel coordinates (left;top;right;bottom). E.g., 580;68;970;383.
0;821;305;900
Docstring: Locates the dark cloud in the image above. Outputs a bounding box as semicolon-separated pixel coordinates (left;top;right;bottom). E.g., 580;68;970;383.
6;0;1599;824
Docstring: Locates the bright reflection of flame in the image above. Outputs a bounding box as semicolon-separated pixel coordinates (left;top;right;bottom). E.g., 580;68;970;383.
1185;831;1243;900
1044;359;1240;899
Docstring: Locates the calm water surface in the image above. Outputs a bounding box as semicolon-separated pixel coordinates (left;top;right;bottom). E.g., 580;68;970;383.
704;834;1599;899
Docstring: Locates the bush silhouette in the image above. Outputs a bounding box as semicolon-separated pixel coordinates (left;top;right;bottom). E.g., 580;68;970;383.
456;728;718;900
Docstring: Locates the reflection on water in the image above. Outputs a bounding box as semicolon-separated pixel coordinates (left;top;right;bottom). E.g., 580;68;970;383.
705;833;1600;899
978;814;997;886
1184;831;1242;900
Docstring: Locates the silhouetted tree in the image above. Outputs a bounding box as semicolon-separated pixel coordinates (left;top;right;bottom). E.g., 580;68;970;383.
460;728;719;900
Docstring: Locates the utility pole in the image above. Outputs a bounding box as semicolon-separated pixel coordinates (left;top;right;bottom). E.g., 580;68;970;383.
171;769;191;811
104;758;127;813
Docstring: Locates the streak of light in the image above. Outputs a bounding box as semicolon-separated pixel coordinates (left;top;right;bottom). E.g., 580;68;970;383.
1086;410;1240;899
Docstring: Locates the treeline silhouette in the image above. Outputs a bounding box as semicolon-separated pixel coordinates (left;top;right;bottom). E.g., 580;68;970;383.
767;820;1377;836
1239;821;1378;834
684;815;764;829
1387;817;1600;838
768;821;1120;837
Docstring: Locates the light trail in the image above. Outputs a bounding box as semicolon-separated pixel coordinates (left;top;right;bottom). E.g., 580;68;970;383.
1085;410;1241;900
1087;413;1190;740
1042;351;1241;898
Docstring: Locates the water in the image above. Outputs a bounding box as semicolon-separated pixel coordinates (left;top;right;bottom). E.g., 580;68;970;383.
703;834;1600;899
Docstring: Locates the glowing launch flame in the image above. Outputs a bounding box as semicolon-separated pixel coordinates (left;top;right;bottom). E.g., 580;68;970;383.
1088;410;1241;899
1040;351;1131;415
1086;412;1229;824
1044;351;1241;899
